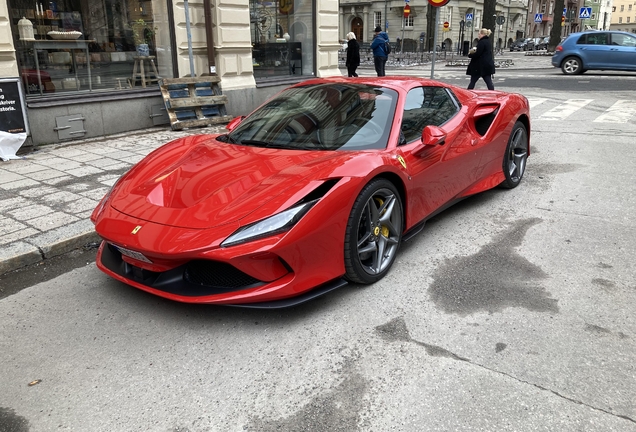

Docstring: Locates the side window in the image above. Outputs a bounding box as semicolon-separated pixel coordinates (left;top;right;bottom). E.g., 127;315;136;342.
586;33;609;45
611;33;636;46
400;87;458;144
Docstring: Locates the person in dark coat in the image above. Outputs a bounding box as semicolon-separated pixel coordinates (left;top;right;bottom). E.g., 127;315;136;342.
345;32;360;77
466;28;496;90
370;26;389;77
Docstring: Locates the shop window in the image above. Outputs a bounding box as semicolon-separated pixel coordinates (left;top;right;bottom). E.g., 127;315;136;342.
9;0;174;97
250;0;314;80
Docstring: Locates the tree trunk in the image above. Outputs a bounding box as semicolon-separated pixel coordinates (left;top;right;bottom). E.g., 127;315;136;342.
482;0;497;47
426;4;435;51
549;0;566;52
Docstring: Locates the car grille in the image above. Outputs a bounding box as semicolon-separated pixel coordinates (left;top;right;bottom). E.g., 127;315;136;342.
185;260;261;289
101;244;265;296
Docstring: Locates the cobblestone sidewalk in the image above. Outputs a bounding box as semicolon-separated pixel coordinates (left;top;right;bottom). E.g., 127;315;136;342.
0;126;224;275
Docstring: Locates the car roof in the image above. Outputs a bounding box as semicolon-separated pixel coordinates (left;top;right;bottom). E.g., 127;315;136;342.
566;30;634;37
287;76;479;104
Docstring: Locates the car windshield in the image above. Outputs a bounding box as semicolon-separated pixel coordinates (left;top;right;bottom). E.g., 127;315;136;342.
226;83;398;151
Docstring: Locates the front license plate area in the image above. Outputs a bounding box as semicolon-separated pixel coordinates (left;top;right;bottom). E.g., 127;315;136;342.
111;244;153;264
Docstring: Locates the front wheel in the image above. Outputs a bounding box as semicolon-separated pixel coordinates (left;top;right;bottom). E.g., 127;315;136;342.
344;179;403;284
561;56;583;75
500;121;528;189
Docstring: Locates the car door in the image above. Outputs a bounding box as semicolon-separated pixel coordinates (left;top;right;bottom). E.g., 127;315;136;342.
608;33;636;70
579;32;612;68
396;86;480;223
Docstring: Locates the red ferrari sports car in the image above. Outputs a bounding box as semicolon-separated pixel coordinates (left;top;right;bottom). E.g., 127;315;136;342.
91;76;530;307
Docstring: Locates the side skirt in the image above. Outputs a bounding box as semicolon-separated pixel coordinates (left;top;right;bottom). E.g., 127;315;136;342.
226;278;349;309
402;196;468;243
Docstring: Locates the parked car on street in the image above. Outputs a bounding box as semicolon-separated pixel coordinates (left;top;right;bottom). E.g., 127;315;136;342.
537;36;550;50
510;39;525;51
91;77;531;307
552;30;636;75
523;37;535;51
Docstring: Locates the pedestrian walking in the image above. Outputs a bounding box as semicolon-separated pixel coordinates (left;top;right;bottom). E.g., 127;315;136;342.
466;28;496;90
370;26;389;77
345;32;360;77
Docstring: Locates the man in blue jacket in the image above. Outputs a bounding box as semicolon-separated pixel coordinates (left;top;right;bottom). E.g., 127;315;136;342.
370;26;389;77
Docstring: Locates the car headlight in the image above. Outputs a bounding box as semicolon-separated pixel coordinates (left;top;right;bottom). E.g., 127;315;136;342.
221;199;318;247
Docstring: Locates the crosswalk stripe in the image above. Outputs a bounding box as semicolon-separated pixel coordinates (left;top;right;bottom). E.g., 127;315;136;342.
593;100;636;123
526;98;547;109
538;99;593;121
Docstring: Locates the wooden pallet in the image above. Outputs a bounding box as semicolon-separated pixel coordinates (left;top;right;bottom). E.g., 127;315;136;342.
159;76;233;130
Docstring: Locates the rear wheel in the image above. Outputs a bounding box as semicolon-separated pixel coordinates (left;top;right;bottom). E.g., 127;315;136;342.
561;56;583;75
500;121;528;189
344;179;403;284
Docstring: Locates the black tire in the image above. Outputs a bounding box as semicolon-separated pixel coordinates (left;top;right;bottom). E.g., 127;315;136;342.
561;56;583;75
500;121;528;189
344;179;403;284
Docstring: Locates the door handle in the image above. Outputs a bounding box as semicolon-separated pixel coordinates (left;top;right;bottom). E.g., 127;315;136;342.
471;138;478;146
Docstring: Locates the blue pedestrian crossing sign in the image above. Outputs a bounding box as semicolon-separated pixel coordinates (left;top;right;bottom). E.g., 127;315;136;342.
465;13;473;21
579;7;592;18
534;13;543;23
563;7;567;16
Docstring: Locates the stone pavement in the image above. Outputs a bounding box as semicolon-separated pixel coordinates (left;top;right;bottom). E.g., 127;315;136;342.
0;52;554;277
0;126;224;276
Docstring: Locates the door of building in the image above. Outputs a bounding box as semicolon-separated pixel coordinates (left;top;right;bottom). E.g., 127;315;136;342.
352;18;363;42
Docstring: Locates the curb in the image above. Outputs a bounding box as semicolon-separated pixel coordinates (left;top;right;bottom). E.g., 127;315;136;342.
0;230;101;276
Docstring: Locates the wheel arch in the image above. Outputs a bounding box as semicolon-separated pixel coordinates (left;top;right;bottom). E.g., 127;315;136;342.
369;171;407;230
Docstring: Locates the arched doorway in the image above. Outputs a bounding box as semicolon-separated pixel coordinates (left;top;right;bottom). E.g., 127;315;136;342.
352;17;363;42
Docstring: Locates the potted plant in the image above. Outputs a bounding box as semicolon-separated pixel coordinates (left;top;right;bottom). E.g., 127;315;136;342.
131;19;154;56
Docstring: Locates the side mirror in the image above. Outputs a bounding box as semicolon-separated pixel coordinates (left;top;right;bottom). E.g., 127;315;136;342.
226;115;246;132
412;125;447;156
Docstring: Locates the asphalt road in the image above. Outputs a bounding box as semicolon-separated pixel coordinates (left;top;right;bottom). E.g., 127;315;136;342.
1;76;635;431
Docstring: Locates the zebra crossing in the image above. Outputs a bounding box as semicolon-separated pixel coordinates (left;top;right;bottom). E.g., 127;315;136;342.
527;98;636;124
352;69;635;124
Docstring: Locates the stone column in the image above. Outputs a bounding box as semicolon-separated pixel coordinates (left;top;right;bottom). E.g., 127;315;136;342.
0;0;19;78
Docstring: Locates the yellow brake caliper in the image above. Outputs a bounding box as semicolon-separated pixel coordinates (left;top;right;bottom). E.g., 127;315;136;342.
374;197;390;238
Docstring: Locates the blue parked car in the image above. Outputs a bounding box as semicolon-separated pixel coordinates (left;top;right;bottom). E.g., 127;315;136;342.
552;31;636;75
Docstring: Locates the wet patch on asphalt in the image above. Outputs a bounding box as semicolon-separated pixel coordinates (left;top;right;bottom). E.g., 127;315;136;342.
528;163;585;177
495;343;507;353
523;162;585;191
375;317;470;362
246;357;369;432
592;278;616;289
0;407;29;432
428;218;558;316
585;324;612;335
585;324;631;341
374;317;636;424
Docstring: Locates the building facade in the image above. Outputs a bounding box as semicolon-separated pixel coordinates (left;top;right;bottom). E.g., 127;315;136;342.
609;0;636;32
340;0;529;51
0;0;341;145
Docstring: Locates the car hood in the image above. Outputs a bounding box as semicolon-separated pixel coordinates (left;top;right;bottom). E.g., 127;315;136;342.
110;135;353;229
